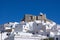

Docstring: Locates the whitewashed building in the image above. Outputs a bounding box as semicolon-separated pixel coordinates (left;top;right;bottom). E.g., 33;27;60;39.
0;13;60;40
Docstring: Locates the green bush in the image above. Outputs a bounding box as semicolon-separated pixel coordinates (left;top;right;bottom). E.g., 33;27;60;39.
43;37;54;40
49;37;54;40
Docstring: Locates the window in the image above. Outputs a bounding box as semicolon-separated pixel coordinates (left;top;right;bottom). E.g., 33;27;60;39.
16;32;18;34
47;34;49;37
10;25;12;28
36;16;38;20
30;16;33;19
56;38;58;40
6;33;10;36
36;32;38;34
32;32;35;34
37;24;39;26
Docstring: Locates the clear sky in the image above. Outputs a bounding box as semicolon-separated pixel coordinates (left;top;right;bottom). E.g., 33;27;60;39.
0;0;60;24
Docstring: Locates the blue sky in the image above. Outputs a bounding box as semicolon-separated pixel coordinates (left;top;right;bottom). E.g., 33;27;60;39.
0;0;60;24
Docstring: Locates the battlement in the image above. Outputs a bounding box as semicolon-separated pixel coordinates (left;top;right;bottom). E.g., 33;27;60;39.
22;13;47;22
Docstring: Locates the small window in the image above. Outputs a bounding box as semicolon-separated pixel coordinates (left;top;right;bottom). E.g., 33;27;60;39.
32;32;35;34
37;24;38;26
30;16;33;19
36;16;38;20
10;25;12;28
16;32;18;34
56;38;58;40
36;32;38;34
47;34;49;37
6;33;10;36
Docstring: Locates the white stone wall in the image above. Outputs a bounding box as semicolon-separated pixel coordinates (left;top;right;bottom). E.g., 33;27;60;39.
54;35;60;40
0;32;8;40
